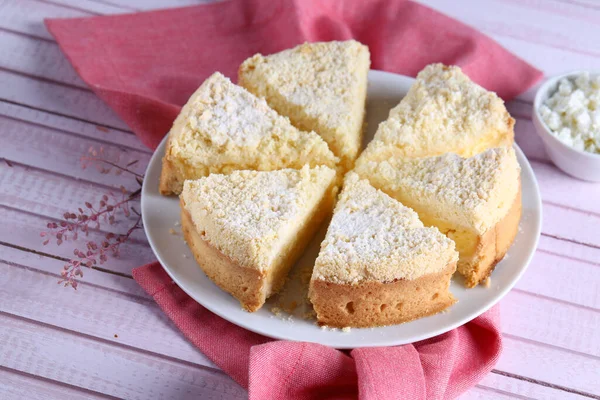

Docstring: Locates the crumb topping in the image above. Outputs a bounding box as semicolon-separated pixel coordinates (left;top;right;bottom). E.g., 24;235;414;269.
312;173;457;284
239;40;370;166
181;166;336;270
358;63;513;164
355;147;521;232
165;72;338;193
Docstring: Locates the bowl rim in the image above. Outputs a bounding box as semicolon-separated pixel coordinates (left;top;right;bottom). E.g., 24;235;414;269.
533;70;600;160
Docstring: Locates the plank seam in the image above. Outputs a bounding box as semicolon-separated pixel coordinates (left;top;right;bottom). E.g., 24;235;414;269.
474;384;536;400
0;98;134;134
541;233;600;250
32;0;100;15
0;241;137;280
0;311;227;377
537;248;600;268
504;333;600;361
512;288;600;313
0;64;91;92
86;0;139;12
0;257;148;301
0;113;152;155
491;369;600;400
0;203;150;246
0;365;120;400
0;158;137;194
552;0;600;11
0;26;54;43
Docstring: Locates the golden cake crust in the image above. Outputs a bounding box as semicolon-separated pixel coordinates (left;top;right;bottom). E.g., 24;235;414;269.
309;262;457;328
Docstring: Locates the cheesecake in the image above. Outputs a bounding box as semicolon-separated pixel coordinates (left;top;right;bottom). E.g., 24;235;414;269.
309;173;458;327
354;147;521;287
239;40;370;171
180;166;337;312
160;72;338;195
357;63;514;166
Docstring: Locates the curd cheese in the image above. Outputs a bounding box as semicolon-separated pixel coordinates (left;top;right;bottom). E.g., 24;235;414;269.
539;72;600;154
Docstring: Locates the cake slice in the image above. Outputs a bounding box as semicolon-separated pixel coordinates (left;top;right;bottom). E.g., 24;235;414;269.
354;147;521;287
309;173;458;328
357;63;514;166
180;166;337;312
239;40;370;171
159;72;338;195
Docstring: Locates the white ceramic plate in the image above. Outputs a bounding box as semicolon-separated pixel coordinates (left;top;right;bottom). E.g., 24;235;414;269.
142;70;542;349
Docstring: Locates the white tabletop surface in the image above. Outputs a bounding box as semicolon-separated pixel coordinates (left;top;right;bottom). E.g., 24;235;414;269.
0;0;599;399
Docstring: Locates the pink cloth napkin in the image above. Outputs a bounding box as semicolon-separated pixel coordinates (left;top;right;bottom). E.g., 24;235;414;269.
134;264;502;399
46;0;542;398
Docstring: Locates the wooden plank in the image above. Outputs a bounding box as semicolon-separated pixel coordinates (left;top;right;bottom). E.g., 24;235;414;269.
0;260;220;370
0;30;87;88
497;337;600;396
0;314;246;400
538;234;600;266
542;203;600;249
475;373;591;400
0;162;150;238
0;0;88;40
0;244;147;297
416;0;600;56
0;115;149;191
0;70;129;131
0;206;155;276
460;386;518;399
0;368;112;400
0;101;148;153
56;0;209;12
40;0;128;15
514;250;600;309
502;291;599;357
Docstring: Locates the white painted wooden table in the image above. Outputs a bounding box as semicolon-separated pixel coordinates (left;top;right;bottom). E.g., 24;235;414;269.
1;0;599;399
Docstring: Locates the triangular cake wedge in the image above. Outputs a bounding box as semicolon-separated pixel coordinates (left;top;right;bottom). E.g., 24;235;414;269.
180;166;337;312
239;40;370;171
354;147;521;288
160;72;338;195
309;173;458;328
357;63;514;166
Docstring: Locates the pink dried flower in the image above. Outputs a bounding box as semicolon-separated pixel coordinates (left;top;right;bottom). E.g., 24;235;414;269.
42;147;145;289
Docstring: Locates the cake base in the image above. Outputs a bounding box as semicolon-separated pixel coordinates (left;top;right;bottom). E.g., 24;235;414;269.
309;262;457;328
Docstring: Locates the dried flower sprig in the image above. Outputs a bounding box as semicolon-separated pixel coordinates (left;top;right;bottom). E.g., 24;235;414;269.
42;146;144;289
40;188;140;244
57;212;142;289
81;146;143;179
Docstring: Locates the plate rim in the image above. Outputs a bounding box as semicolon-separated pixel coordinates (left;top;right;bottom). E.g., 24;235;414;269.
141;70;542;348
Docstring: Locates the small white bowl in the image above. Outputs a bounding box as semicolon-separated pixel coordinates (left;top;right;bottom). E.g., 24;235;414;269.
532;70;600;182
